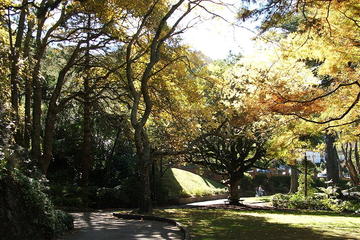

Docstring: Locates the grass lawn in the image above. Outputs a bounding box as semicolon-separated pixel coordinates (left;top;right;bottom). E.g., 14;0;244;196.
154;208;360;240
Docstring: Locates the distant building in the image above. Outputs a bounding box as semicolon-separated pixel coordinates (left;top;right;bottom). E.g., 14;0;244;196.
305;151;324;164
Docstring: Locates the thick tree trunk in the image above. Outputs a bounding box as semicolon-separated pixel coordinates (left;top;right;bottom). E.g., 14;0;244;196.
289;165;299;193
138;155;152;213
228;176;241;205
325;133;340;184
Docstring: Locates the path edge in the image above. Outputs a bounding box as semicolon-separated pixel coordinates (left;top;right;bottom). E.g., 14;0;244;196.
113;213;191;240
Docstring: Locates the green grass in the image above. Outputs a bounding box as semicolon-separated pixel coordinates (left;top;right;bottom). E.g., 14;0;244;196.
162;168;226;199
154;208;360;240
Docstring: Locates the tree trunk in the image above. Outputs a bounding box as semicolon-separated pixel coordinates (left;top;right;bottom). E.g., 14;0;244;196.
138;156;152;213
80;96;92;186
105;127;121;183
228;176;241;205
30;0;69;168
31;60;43;164
42;42;81;175
80;15;93;186
134;127;153;213
7;1;27;144
31;9;48;166
355;141;360;173
345;160;360;186
289;165;299;193
124;0;195;213
42;108;56;174
325;133;340;184
343;143;360;186
23;20;34;149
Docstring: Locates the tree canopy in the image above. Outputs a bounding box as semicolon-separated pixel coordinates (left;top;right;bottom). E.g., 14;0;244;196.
0;0;359;216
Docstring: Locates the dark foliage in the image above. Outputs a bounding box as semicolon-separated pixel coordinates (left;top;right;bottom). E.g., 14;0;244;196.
0;168;73;240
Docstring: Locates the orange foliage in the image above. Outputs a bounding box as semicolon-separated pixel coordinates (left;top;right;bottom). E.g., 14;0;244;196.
268;92;325;116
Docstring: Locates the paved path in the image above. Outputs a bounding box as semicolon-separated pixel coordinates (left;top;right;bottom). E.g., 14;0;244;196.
59;211;183;240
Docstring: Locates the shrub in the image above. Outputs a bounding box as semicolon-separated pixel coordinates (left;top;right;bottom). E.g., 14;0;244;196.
271;193;292;209
342;200;360;213
272;192;360;213
271;193;327;210
0;168;73;240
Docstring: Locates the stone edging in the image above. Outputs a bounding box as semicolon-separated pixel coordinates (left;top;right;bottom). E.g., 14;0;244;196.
113;213;191;240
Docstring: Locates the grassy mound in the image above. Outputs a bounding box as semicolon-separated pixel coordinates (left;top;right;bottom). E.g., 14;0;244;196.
162;168;226;199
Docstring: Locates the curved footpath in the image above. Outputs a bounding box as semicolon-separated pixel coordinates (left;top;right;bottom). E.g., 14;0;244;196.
59;210;183;240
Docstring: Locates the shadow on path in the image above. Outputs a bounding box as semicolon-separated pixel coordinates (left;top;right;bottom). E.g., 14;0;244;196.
59;211;182;240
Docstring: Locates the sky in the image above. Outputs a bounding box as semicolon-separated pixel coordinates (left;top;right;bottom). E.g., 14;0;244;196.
180;1;259;60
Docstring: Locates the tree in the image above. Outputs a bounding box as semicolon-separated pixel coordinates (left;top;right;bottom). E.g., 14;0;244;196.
190;122;269;204
183;54;290;204
237;1;360;189
86;0;227;213
340;141;360;186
